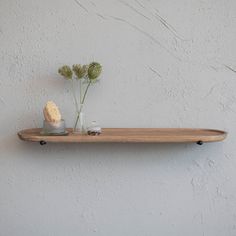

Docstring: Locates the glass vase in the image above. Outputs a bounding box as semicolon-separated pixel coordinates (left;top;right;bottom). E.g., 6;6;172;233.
73;105;87;134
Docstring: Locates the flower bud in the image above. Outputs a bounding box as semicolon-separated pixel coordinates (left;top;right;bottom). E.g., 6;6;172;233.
58;65;73;79
88;62;102;81
72;64;88;79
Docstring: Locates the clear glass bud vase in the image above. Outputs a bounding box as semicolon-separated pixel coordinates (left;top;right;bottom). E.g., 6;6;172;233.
73;104;87;134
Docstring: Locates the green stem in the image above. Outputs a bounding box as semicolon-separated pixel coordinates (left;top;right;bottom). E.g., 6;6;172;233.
81;80;91;104
73;80;91;131
79;79;82;104
71;79;79;113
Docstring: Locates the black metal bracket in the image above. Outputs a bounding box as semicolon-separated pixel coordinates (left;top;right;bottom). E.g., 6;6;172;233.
196;140;203;145
40;140;47;145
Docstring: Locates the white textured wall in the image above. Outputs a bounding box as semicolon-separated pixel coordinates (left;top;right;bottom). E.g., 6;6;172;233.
0;0;236;235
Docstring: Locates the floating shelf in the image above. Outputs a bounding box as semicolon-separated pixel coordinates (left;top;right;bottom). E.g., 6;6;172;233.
18;128;227;145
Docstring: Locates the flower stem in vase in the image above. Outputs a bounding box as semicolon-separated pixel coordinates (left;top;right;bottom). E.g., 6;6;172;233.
73;104;85;134
73;81;91;134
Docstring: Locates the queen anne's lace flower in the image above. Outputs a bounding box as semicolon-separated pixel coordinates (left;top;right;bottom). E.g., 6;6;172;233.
58;65;73;79
72;64;88;79
58;62;102;132
88;62;102;81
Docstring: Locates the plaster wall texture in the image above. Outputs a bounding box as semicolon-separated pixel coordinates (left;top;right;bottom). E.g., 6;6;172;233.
0;0;236;235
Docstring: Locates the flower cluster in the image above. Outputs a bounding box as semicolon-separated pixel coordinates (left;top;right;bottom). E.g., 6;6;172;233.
58;65;73;79
58;62;102;82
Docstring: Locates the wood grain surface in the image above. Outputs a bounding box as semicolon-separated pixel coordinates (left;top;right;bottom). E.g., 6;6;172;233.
18;128;227;143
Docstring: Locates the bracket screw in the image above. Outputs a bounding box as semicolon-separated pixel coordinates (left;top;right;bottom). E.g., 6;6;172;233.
197;140;203;145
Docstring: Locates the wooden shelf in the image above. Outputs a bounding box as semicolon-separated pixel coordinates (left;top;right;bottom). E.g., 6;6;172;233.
18;128;227;145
